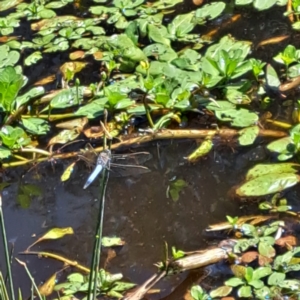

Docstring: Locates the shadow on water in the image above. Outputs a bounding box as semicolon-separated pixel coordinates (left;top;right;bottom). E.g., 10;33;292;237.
1;140;266;297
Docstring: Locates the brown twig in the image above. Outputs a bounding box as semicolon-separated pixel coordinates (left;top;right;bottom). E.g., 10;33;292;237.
3;128;287;168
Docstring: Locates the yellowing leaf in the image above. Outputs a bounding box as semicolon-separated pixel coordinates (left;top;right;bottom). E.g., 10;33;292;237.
102;236;125;247
26;227;74;251
38;272;57;296
61;162;76;182
60;61;87;81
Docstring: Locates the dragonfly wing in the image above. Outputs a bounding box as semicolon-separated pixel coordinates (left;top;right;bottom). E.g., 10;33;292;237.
83;164;103;189
110;163;150;177
112;152;152;165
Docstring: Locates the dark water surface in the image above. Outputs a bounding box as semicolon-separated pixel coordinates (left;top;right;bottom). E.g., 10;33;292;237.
1;140;258;297
2;1;300;298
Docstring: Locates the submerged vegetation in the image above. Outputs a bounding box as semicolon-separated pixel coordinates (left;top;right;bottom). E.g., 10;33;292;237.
3;0;300;299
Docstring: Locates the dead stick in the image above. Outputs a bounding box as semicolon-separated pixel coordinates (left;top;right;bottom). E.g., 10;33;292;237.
123;271;166;300
19;251;90;273
3;128;287;168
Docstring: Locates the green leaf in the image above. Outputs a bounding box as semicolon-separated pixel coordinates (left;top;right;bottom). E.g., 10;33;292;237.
253;267;272;280
266;64;280;89
236;172;300;197
215;108;258;127
42;87;85;111
0;146;11;159
267;137;295;161
209;286;232;298
268;272;286;285
225;277;244;287
238;285;252;298
15;86;45;109
0;45;20;69
148;24;170;46
254;0;278;10
24;51;43;66
74;98;107;119
245;163;300;180
238;126;259;146
0;66;24;112
168;12;195;37
0;0;22;11
22;118;50;135
0;125;31;149
195;2;226;21
278;280;300;290
258;242;275;258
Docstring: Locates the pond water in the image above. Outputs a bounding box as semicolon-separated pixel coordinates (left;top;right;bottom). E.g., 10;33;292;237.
2;140;261;297
2;0;300;299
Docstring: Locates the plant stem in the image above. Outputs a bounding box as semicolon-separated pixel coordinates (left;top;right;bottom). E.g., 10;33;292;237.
15;259;43;300
142;93;154;128
0;196;15;300
2;128;288;168
88;142;111;300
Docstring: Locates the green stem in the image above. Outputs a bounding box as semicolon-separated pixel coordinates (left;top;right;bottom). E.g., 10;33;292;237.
88;141;111;300
15;258;43;300
0;196;15;300
22;113;76;122
143;93;154;128
17;148;51;157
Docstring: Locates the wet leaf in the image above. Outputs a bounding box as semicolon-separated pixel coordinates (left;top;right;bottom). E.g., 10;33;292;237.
60;61;87;81
231;265;246;278
39;273;56;296
15;86;45;109
245;163;300;180
27;227;74;251
102;236;125;247
186;138;213;162
148;24;170;46
0;66;24;112
69;50;85;60
209;285;232;298
253;266;272;280
0;146;11;159
258;241;275;258
225;277;244;287
40;227;74;240
236;172;300;197
74;98;107;118
56;117;88;130
48;129;80;146
268;272;286;286
238;285;252;298
215;108;258;127
22;118;50;135
168;179;187;202
24;51;43;66
0;0;23;11
279;279;300;290
41;87;85;111
31;15;79;31
195;2;226;21
238;126;259;146
267;137;295;161
266;63;280;89
61;162;76;182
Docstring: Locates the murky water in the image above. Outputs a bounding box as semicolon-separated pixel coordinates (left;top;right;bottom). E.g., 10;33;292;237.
1;1;300;298
1;140;264;297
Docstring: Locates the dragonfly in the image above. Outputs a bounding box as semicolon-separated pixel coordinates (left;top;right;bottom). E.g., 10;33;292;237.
79;145;152;189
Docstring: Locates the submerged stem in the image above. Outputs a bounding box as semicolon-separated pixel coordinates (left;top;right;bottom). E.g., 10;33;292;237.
0;196;15;300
